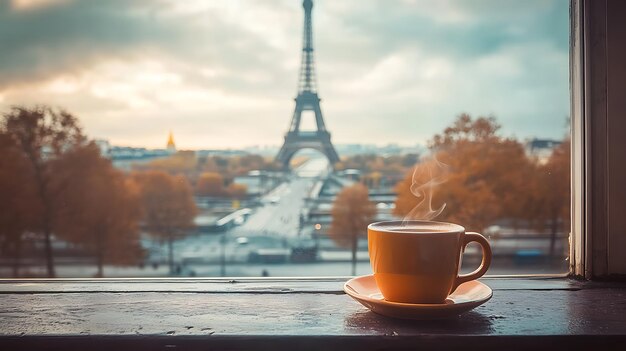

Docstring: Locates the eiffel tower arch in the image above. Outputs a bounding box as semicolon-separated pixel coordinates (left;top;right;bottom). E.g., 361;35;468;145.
276;0;339;170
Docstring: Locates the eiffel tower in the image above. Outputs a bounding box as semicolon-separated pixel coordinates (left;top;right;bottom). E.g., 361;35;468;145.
275;0;339;169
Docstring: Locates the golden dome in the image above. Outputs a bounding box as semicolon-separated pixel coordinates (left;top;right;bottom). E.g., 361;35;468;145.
166;131;176;150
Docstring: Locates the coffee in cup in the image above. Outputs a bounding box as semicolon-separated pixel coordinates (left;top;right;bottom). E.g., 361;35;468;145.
368;220;492;304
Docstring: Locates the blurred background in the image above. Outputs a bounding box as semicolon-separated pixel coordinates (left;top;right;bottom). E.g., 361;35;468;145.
0;0;570;278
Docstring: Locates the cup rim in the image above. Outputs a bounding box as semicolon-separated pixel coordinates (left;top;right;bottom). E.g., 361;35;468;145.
368;220;465;234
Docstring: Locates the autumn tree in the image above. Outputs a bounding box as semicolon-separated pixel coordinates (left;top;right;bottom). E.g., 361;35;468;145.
53;143;144;277
195;172;248;199
200;154;280;179
1;106;84;277
227;183;248;199
534;139;571;256
394;114;537;232
233;154;280;174
196;172;227;197
137;152;278;196
330;183;377;275
0;133;39;277
131;171;197;274
336;154;415;189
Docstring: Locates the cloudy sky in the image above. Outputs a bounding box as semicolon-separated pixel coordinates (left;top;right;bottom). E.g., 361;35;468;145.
0;0;569;149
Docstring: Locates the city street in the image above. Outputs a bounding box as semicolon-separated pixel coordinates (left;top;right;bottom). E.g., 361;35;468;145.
229;157;331;237
0;157;570;278
144;157;332;268
138;155;570;278
0;256;569;278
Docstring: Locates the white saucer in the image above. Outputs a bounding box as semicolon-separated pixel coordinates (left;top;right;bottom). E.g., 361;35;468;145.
344;274;492;320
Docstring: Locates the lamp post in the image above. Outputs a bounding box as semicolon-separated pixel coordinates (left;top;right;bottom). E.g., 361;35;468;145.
314;223;321;250
220;233;226;277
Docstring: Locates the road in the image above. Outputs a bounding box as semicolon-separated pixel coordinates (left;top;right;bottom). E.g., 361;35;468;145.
0;156;571;278
229;157;330;237
138;155;572;278
3;256;569;278
144;157;331;266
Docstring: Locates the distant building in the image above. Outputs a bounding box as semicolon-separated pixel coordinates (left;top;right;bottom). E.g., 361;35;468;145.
108;145;171;171
526;138;562;164
166;131;176;153
334;143;424;157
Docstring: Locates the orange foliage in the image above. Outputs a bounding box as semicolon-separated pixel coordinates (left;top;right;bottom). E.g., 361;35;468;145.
227;183;248;199
136;151;198;177
196;172;227;197
52;143;143;277
336;154;417;189
200;154;280;179
131;171;197;236
395;114;568;233
0;133;40;276
330;183;377;247
533;139;571;255
130;170;197;273
196;172;248;198
137;153;278;198
1;106;84;277
330;183;377;275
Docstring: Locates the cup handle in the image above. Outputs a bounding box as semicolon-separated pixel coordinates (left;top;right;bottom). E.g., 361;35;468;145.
451;232;492;293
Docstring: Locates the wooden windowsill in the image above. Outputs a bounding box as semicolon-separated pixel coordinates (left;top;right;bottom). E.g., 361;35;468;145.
1;277;625;350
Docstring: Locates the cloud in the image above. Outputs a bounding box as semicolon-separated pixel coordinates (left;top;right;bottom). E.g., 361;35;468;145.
0;0;570;148
1;0;151;85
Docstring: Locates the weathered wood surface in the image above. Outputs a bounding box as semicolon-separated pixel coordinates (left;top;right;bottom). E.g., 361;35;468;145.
1;278;625;350
0;276;576;293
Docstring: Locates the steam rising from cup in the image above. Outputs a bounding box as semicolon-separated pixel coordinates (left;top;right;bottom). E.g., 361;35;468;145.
402;155;449;224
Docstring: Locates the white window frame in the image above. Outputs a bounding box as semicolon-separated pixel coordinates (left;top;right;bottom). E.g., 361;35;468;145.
570;0;585;278
571;0;626;279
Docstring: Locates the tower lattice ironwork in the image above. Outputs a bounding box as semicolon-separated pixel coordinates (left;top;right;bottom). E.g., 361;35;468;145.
275;0;339;169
